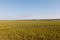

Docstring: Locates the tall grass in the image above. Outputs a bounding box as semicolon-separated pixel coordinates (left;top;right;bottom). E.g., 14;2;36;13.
0;20;59;40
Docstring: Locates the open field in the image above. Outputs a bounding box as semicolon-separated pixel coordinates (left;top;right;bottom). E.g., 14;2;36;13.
0;20;60;40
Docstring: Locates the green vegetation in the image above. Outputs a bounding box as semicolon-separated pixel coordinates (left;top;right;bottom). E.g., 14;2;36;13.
0;20;60;40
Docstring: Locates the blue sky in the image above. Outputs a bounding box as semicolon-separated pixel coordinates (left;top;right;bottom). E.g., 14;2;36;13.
0;0;60;20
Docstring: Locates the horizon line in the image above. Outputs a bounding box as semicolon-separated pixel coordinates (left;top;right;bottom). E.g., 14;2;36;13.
0;19;60;20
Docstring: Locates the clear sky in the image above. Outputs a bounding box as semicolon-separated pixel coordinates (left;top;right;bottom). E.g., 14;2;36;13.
0;0;60;20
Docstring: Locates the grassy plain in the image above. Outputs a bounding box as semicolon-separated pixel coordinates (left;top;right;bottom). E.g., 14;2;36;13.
0;20;60;40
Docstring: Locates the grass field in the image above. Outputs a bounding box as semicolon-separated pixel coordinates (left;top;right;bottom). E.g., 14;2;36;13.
0;20;60;40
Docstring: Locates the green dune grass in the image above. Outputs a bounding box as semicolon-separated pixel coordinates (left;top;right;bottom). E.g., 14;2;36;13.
0;20;60;40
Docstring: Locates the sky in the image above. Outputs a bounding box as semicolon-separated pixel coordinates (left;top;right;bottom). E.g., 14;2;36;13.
0;0;60;20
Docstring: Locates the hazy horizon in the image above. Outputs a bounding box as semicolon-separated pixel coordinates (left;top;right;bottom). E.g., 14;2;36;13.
0;0;60;20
